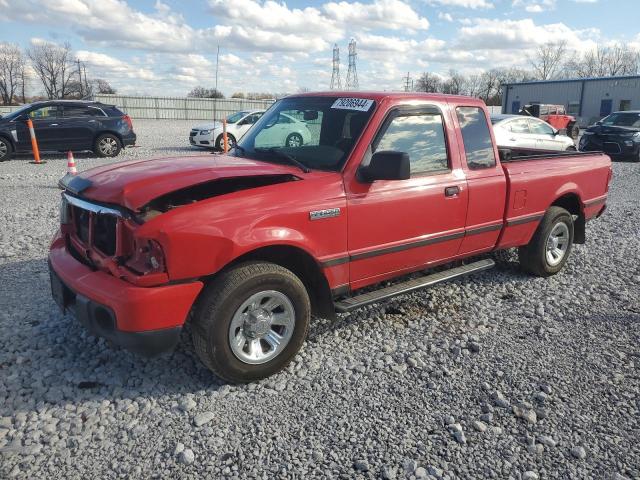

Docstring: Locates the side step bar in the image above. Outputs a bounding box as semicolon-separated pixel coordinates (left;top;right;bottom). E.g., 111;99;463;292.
334;258;495;313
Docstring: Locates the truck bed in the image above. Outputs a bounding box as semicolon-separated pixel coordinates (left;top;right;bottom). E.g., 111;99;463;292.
498;147;587;162
496;148;611;250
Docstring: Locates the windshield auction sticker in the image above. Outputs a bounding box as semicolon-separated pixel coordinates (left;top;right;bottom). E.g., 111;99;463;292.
331;98;374;111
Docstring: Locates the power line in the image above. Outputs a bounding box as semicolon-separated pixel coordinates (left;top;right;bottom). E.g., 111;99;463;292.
345;39;358;91
330;43;341;90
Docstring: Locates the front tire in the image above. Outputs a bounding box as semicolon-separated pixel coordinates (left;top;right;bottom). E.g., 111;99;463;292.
215;133;236;151
192;262;310;383
0;137;13;162
519;206;574;277
94;134;122;158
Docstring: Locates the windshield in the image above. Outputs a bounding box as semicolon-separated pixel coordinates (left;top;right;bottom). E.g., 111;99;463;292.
236;96;376;171
3;104;32;120
227;111;250;124
601;112;640;128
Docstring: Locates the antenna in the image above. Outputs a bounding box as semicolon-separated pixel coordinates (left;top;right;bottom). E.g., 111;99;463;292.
345;39;358;90
330;44;341;90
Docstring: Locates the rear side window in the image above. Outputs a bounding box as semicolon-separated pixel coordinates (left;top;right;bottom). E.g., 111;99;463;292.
374;112;449;175
63;106;98;117
456;107;496;170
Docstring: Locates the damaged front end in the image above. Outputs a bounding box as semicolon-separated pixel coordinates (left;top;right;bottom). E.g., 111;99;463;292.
139;174;300;220
58;173;300;286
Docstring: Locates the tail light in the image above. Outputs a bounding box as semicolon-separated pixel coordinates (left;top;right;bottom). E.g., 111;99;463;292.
123;114;133;130
126;239;166;275
606;167;613;192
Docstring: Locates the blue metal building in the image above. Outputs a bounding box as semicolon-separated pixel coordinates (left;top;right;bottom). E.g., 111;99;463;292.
502;75;640;127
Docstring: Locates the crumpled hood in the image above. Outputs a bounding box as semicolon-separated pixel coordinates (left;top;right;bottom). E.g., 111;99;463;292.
192;121;221;131
76;154;300;211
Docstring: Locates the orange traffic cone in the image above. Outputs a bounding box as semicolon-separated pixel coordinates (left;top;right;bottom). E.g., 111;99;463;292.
67;151;77;175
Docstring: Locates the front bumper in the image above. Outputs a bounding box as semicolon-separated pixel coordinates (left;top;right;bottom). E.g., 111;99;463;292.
580;135;640;157
49;234;203;356
189;130;215;147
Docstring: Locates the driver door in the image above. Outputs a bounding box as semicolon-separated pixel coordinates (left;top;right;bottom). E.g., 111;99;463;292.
346;105;468;288
16;104;61;151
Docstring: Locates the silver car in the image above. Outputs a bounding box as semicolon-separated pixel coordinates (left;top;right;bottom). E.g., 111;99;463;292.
491;114;576;151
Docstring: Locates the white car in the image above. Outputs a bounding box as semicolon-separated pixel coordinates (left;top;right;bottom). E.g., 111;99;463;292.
491;114;576;151
190;110;264;150
253;112;313;149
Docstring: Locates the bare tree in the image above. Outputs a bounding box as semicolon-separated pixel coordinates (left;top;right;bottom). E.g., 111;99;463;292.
187;86;224;98
441;69;465;95
529;41;567;80
0;43;26;105
415;72;442;93
27;42;76;99
92;79;116;94
566;43;639;78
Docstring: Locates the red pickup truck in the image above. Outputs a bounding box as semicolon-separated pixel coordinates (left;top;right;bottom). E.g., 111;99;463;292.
49;92;611;382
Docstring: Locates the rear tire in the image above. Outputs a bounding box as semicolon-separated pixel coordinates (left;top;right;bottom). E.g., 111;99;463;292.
519;206;574;277
0;137;13;162
285;133;303;148
192;262;310;383
94;134;122;158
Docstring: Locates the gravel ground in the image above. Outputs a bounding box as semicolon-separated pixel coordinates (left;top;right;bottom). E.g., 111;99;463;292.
1;120;639;479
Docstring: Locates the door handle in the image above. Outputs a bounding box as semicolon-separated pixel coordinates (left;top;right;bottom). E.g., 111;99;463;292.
50;123;58;126
445;186;460;197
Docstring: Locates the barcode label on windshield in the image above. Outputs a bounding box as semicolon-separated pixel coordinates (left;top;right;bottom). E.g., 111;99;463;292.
331;98;374;111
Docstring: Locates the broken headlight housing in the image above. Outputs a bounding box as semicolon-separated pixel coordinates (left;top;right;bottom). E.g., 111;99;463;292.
126;239;166;275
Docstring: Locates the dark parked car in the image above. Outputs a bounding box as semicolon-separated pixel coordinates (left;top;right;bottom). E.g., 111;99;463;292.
0;100;136;162
579;111;640;162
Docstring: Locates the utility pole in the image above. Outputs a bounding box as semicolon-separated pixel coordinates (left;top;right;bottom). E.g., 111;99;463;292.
330;44;341;90
76;59;84;97
82;63;89;98
214;45;220;122
345;39;358;91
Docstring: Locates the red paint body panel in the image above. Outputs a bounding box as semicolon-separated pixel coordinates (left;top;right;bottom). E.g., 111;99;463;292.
49;92;612;336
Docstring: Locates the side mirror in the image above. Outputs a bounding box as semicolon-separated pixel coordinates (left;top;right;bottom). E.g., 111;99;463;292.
552;129;559;136
359;150;410;182
595;121;602;126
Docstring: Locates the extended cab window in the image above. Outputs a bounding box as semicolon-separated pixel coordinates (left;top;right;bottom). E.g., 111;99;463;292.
374;112;449;175
456;107;496;169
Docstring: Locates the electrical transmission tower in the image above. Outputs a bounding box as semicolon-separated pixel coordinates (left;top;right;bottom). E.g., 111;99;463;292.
330;44;341;90
345;39;358;90
403;72;413;92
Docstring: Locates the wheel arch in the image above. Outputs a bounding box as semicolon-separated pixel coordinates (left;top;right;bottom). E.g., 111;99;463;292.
551;192;585;244
0;132;15;149
205;244;336;321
